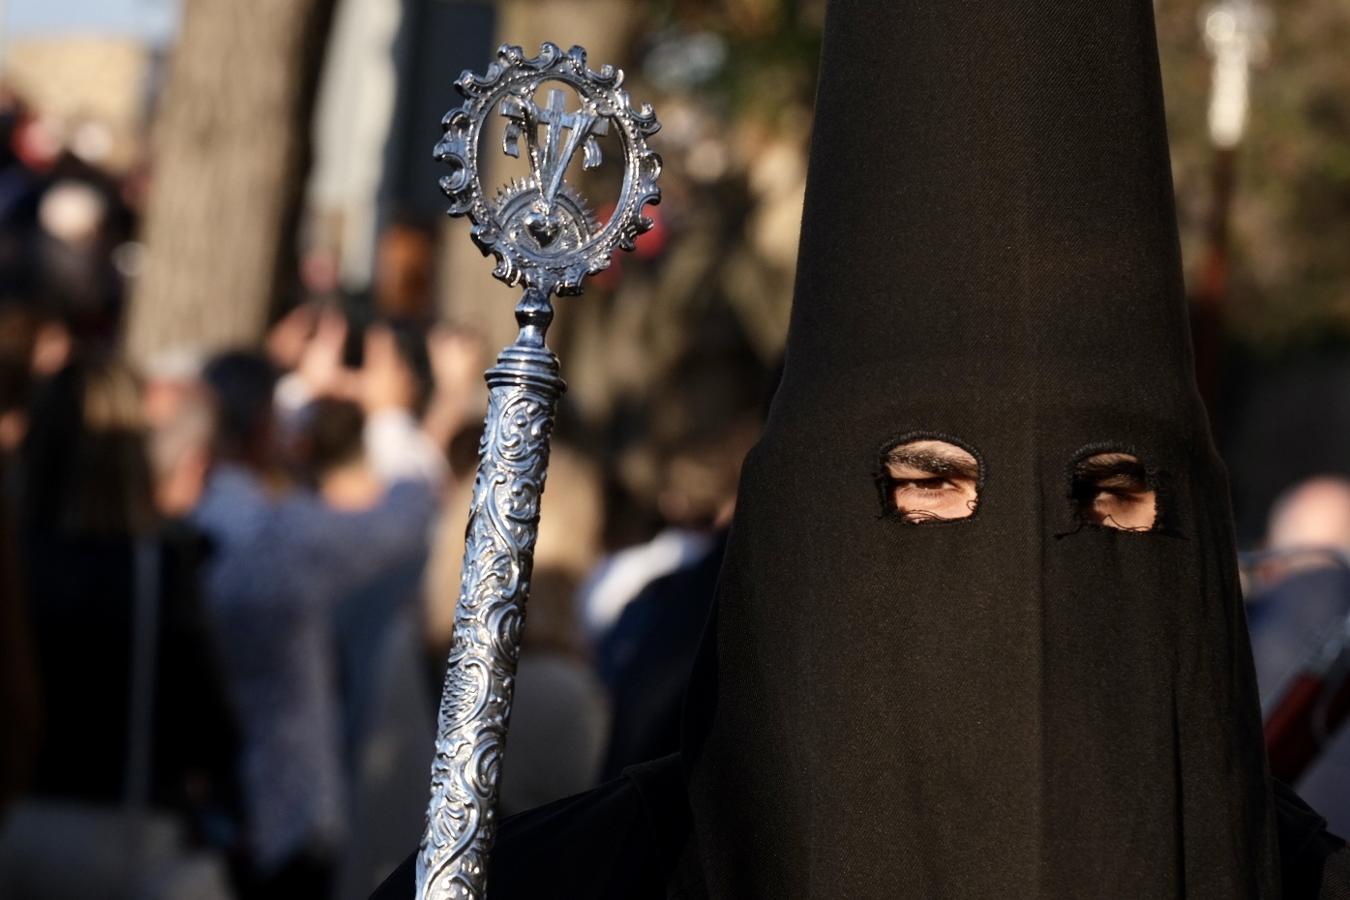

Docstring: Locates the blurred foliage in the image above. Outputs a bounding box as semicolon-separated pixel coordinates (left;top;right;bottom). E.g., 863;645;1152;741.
635;0;1350;355
483;0;1348;462
530;0;825;521
1158;0;1350;352
557;0;825;412
644;0;823;123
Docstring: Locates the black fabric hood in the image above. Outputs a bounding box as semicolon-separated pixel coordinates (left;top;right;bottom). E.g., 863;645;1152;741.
682;1;1281;896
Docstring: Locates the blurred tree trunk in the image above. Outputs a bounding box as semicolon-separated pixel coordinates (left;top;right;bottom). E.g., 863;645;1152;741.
125;0;337;364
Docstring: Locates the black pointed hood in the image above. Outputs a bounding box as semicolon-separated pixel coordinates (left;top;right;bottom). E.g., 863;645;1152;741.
682;1;1280;896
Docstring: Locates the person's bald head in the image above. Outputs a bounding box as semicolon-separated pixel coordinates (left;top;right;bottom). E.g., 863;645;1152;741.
1266;476;1350;553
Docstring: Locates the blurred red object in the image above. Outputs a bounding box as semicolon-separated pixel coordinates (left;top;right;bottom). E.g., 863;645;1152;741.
1264;630;1350;783
588;203;667;290
13;116;61;173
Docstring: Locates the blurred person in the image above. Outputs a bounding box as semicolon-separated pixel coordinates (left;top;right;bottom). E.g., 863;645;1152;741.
595;528;727;782
336;597;436;900
372;215;438;324
377;1;1348;897
333;320;483;900
578;358;763;647
33;164;130;342
143;346;211;429
1249;476;1350;704
0;364;80;856
305;396;379;504
143;348;214;518
595;347;768;780
2;354;238;880
36;181;109;295
295;395;440;900
0;449;39;817
194;320;444;898
576;501;715;643
0;306;54;800
420;323;486;457
266;302;323;375
273;305;440;455
1267;478;1350;558
0;306;72;460
294;393;430;757
0;90;44;300
0;304;39;815
16;355;236;806
0;305;38;456
413;324;492;654
1247;476;1350;836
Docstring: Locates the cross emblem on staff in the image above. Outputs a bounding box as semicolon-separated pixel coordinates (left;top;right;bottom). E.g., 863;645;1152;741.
500;87;609;209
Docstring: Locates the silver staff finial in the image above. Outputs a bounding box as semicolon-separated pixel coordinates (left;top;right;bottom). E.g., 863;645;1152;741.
434;41;661;295
417;42;661;900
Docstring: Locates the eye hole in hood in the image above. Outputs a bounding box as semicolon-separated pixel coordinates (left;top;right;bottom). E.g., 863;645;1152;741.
1072;450;1157;532
880;436;981;524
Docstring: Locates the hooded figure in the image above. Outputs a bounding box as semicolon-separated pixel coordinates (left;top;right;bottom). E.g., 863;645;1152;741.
376;1;1349;897
688;0;1272;893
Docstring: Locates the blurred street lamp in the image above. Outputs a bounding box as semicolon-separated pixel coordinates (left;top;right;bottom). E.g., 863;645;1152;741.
1191;0;1271;416
1202;0;1272;149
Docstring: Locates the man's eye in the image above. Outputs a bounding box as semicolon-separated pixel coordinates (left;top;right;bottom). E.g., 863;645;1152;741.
882;438;981;523
894;477;954;493
1073;452;1157;531
890;480;977;522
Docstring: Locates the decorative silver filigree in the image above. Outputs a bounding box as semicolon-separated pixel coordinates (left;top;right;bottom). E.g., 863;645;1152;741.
418;43;661;900
434;41;662;295
417;331;559;900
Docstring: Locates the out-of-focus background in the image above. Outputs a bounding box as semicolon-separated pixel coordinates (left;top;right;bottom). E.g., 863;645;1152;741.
0;1;1345;897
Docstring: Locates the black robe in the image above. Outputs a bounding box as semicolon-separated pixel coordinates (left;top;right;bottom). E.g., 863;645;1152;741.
373;756;696;899
372;762;1349;898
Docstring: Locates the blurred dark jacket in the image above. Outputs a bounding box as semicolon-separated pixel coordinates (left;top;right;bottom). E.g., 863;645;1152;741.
597;532;725;781
21;519;240;823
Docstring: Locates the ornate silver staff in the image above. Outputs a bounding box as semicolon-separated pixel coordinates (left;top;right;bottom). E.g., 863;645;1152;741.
417;42;661;900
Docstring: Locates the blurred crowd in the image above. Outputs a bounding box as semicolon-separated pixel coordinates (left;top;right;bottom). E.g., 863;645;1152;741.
0;78;766;899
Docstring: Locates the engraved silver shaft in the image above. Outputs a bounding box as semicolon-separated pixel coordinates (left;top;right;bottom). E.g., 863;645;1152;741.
418;287;561;899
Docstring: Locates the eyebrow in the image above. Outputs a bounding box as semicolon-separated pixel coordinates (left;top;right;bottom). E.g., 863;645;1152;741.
884;447;979;481
1074;453;1150;490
